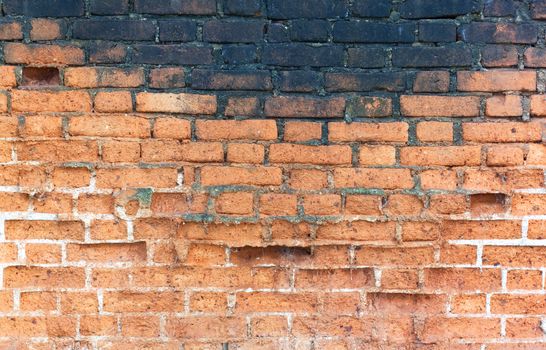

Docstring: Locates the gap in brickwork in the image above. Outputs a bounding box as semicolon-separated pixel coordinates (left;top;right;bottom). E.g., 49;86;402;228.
21;67;60;87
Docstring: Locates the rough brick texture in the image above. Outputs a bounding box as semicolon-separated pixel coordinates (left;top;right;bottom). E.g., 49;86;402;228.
0;1;545;349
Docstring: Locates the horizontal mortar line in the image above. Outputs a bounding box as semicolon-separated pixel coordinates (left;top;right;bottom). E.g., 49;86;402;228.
450;239;546;246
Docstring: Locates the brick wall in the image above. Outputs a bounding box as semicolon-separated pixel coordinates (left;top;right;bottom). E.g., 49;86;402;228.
0;0;545;349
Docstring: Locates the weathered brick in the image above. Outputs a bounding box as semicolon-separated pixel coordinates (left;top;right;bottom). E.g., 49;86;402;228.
459;23;538;43
192;69;272;90
4;43;84;66
347;47;386;68
329;122;408;142
393;45;471;67
90;0;129;14
457;71;536;92
290;20;329;42
400;95;481;117
400;0;475;18
279;71;322;92
201;166;283;186
203;20;264;43
401;146;481;166
4;0;84;16
94;91;133;113
325;72;405;92
416;121;453;142
65;67;144;88
30;19;65;41
352;0;391;17
483;45;519;67
224;0;261;15
334;168;414;189
134;0;216;14
463;122;542;142
159;20;197;42
73;20;155;40
136;92;216;114
262;44;344;66
88;42;127;63
12;90;91;113
132;45;213;65
485;95;522;117
419;22;456;42
266;0;347;19
265;96;345;118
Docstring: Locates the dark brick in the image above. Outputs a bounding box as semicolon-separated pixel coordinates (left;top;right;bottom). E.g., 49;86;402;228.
159;20;198;42
203;20;265;43
484;0;518;16
531;0;546;19
459;23;537;44
279;71;322;92
90;0;129;14
222;45;257;64
333;22;415;43
524;48;546;68
393;45;472;67
400;0;476;19
325;72;406;92
262;44;345;67
134;0;217;14
73;20;156;41
347;48;386;68
223;0;261;16
290;20;329;42
419;22;457;42
132;45;213;65
88;42;127;64
267;23;289;42
266;0;347;19
191;69;272;90
3;0;84;17
413;71;450;93
352;0;391;17
482;45;518;67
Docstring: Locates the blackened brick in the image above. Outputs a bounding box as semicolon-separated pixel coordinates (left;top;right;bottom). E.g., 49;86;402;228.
132;45;213;65
263;44;344;67
413;71;450;93
134;0;217;14
393;45;472;67
267;23;289;42
484;0;518;16
524;48;546;68
482;45;518;67
352;0;391;17
4;0;84;17
531;0;546;19
325;72;406;92
419;22;457;42
191;69;272;90
290;20;329;42
222;45;257;64
400;0;475;19
224;0;261;16
266;0;347;19
279;71;322;92
159;20;198;42
203;20;265;43
88;42;127;63
90;0;129;14
333;22;415;43
347;48;386;68
73;20;156;41
459;23;537;44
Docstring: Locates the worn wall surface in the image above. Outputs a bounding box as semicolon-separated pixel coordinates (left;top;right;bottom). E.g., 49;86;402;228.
0;0;545;349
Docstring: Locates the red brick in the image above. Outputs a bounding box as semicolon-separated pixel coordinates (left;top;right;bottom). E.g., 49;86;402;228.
289;169;328;190
463;169;544;192
3;267;85;288
483;246;546;267
69;115;150;138
166;317;246;339
30;19;63;41
227;143;264;164
0;66;17;87
201;166;282;186
419;317;499;342
420;169;458;190
216;192;254;215
329;122;408;142
236;292;318;313
153;118;191;139
5;220;84;240
507;270;542;290
264;96;345;118
400;95;480;117
21;115;63;138
354;246;435;266
96;168;178;188
450;294;486;314
94;91;133;113
259;193;297;216
65;67;144;88
525;47;546;67
416;122;453;142
424;268;501;292
530;94;546;117
303;194;341;215
442;220;521;240
67;242;147;263
141;140;223;163
457;71;536;92
512;193;546;215
316;221;395;242
486;145;525;166
491;294;546;314
344;195;382;215
150;193;208;215
102;141;141;163
136;92;217;114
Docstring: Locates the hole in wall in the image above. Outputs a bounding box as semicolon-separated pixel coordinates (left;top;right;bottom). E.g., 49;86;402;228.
470;193;507;216
21;67;60;87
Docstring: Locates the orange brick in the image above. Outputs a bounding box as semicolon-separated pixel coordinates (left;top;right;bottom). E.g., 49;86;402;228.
450;294;486;314
69;115;150;138
251;316;289;337
151;193;208;215
528;220;546;239
416;122;453;142
303;194;341;215
149;67;185;88
26;244;62;264
355;246;434;266
78;194;115;214
65;67;144;88
12;90;91;112
463;122;542;143
196;119;277;140
102;141;141;163
284;121;322;142
3;266;85;288
32;192;72;214
80;316;117;336
457;70;536;92
153;117;191;139
20;291;56;312
216;192;254;215
227;143;265;164
530;94;546;117
329;122;408;142
400;146;481;166
334;168;414;189
236;292;317;313
359;145;396;166
141;140;223;163
94;91;133;113
486;145;525;166
121;316;161;337
485;95;523;117
96;168;178;188
507;270;542;290
289;169;328;190
67;242;147;263
201;166;282;186
0;66;17;87
420;169;458;190
190;292;227;313
260;193;297;216
52;167;90;188
270;144;351;165
344;195;382;215
0;192;29;211
30;19;63;41
400;95;480;117
383;194;423;216
483;246;546;268
381;269;419;289
91;220;127;240
424;268;501;292
5;220;84;240
21;115;63;137
491;294;546;314
4;43;84;66
0;243;18;263
316;221;395;242
224;96;261;116
512;193;546;215
402;221;439;242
